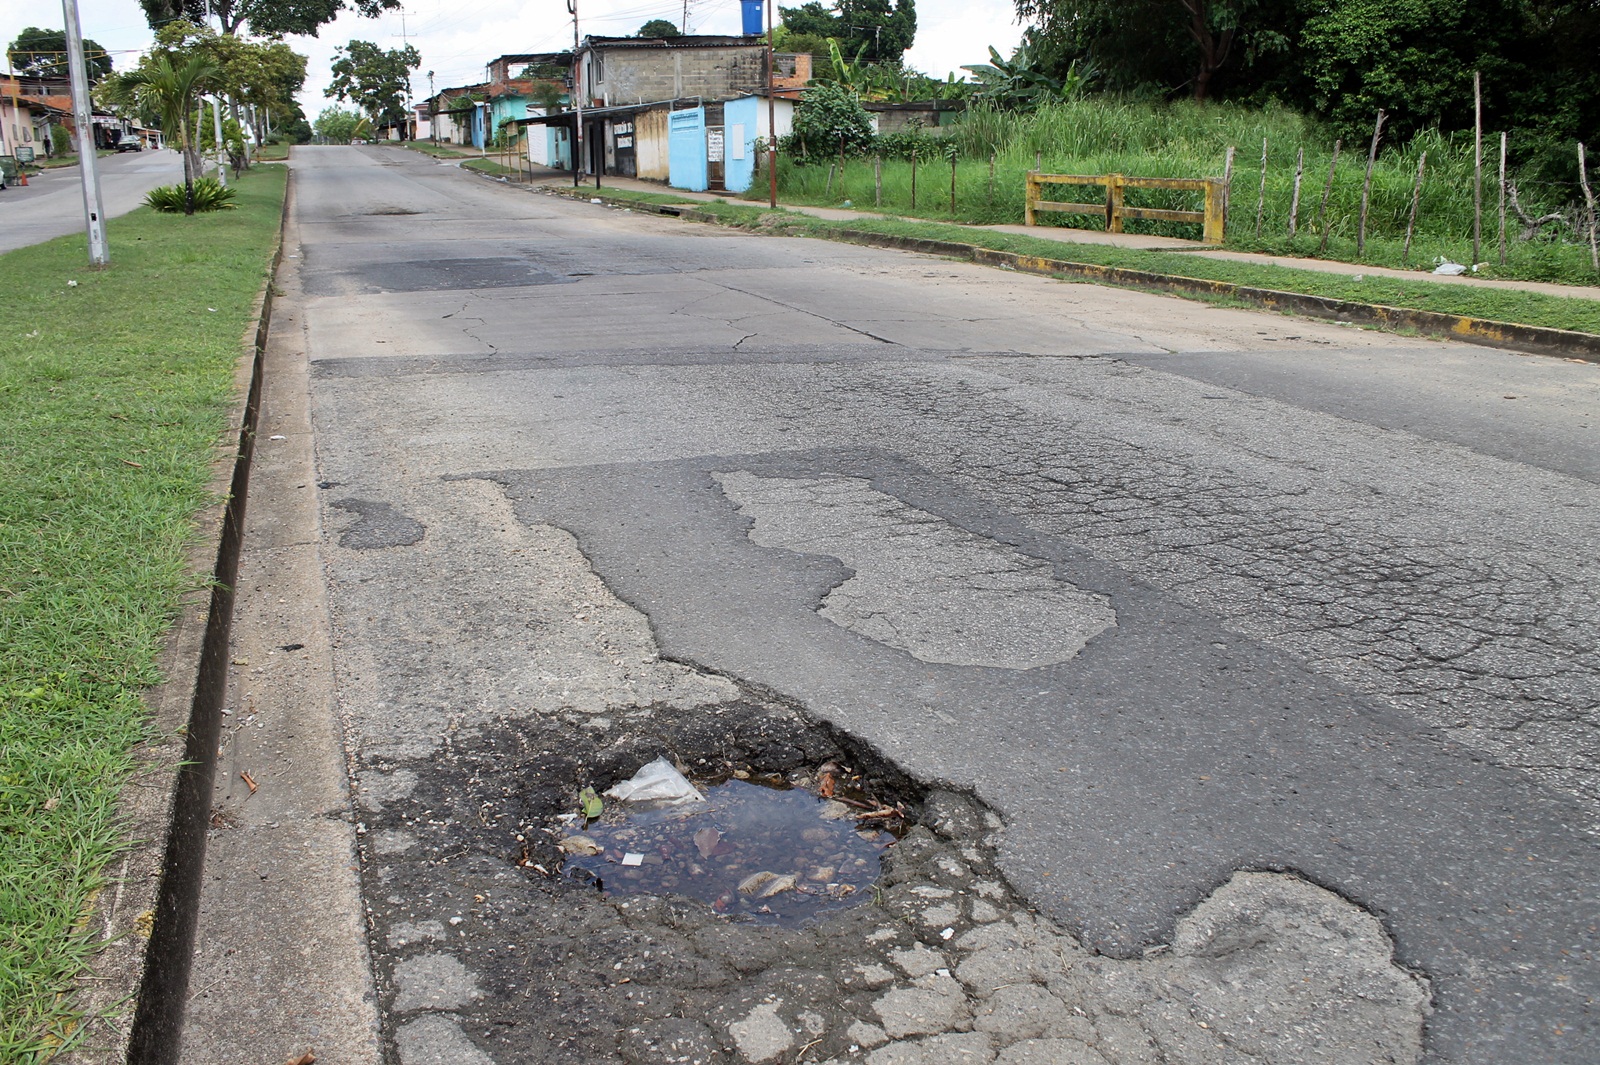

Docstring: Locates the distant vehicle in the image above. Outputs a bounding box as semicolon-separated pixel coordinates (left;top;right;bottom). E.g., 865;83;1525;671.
115;134;143;152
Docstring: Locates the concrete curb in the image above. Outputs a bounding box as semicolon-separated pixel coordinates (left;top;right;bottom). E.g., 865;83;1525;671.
60;168;291;1065
547;186;1600;364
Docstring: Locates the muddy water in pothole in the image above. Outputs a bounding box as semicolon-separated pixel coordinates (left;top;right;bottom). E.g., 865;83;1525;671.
561;779;896;925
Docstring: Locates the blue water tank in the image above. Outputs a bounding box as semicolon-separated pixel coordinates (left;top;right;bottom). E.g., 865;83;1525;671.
741;0;763;36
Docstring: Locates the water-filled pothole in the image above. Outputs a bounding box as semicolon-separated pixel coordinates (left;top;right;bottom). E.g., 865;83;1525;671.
558;764;905;926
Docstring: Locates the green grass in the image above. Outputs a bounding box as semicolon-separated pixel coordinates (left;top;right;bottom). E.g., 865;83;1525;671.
0;165;286;1061
760;98;1600;289
406;141;477;159
588;187;1600;335
459;157;522;177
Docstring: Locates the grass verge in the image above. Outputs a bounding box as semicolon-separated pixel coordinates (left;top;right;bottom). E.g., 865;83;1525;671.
0;164;286;1061
581;188;1600;337
459;157;521;177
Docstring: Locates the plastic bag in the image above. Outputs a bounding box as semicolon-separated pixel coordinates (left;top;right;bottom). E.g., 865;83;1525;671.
604;756;705;805
1432;260;1467;275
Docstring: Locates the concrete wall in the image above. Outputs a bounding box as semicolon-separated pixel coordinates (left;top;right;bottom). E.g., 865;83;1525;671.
636;108;671;181
588;44;767;108
723;96;794;193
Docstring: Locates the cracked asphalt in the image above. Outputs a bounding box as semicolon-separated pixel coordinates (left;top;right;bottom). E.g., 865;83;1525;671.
184;146;1596;1065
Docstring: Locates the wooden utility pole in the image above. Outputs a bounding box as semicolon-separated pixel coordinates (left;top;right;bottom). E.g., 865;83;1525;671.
1473;71;1483;264
569;0;582;189
766;0;777;208
1357;110;1385;258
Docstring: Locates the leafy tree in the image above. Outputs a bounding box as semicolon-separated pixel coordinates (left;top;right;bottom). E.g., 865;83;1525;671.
771;25;834;57
780;0;916;64
107;22;308;169
327;40;421;132
139;0;400;38
637;19;681;37
314;105;365;143
6;26;113;82
787;80;874;156
961;40;1092;110
1012;0;1287;101
118;54;220;213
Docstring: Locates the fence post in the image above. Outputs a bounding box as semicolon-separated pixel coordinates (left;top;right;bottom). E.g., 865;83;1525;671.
1403;150;1426;266
1316;139;1341;255
949;148;957;214
910;146;918;209
1222;146;1235;230
1255;138;1268;238
1107;174;1125;233
1580;142;1599;273
1025;172;1037;226
1287;147;1305;242
1203;176;1225;242
1357;109;1386;258
874;154;882;208
1498;131;1508;265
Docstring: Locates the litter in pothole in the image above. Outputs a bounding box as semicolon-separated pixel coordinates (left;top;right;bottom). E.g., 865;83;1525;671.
555;756;905;925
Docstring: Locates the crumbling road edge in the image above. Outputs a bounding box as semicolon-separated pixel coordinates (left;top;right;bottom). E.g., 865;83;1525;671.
542;184;1600;364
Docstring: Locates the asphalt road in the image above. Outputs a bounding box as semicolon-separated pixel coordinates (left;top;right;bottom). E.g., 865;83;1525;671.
190;146;1598;1065
0;147;182;253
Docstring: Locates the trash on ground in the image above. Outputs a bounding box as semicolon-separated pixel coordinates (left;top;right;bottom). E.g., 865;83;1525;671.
1432;259;1467;275
603;756;705;806
556;760;904;926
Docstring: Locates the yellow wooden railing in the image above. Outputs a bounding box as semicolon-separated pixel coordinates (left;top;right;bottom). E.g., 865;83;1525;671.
1025;172;1226;243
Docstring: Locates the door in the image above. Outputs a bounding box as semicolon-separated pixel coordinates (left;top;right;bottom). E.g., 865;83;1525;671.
614;120;636;178
705;102;725;191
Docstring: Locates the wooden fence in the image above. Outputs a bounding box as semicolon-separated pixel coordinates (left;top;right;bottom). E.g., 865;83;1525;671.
1025;172;1227;243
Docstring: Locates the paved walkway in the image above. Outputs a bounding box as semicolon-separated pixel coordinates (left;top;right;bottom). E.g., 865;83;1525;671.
523;167;1600;304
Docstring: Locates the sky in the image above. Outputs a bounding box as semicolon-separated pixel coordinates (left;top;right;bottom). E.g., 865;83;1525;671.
2;0;1026;114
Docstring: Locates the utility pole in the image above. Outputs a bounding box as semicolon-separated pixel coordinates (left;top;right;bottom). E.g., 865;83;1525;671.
569;0;582;188
766;0;776;207
61;0;108;265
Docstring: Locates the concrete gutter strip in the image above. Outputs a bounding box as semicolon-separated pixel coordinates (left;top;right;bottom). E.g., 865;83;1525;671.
546;186;1600;364
60;175;289;1065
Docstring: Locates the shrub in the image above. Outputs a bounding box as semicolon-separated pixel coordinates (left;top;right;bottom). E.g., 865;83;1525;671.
787;81;874;160
144;177;238;213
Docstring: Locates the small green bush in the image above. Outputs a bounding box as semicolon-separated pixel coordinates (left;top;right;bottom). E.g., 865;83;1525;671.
144;177;238;213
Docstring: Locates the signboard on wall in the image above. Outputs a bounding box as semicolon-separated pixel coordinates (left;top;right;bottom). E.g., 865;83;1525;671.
729;124;745;160
707;128;725;163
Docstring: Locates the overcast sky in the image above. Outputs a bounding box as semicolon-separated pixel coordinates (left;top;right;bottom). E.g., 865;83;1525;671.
3;0;1026;114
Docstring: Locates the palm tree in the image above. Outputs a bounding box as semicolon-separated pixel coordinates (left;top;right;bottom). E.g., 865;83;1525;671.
119;55;219;215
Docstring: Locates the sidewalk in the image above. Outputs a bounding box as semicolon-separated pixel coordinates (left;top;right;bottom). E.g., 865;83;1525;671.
533;170;1600;305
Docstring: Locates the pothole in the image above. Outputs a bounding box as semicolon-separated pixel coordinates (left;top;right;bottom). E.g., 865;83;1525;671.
555;758;908;926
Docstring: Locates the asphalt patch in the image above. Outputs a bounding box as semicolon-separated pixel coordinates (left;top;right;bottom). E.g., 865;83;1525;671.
331;498;426;549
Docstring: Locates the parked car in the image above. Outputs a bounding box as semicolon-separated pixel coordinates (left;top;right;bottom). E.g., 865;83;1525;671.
115;134;143;152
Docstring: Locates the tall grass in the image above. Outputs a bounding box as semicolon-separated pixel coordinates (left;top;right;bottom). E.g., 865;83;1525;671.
757;98;1597;285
